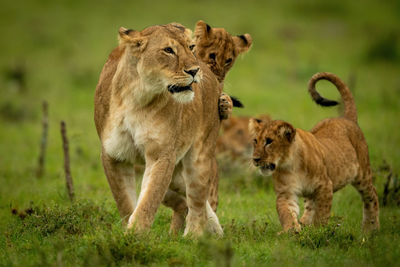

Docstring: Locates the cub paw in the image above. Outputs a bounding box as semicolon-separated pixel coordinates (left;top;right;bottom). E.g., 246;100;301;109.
218;93;233;120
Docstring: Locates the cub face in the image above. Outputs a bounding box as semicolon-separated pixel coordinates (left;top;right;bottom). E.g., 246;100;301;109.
249;118;296;176
194;20;252;82
118;24;201;103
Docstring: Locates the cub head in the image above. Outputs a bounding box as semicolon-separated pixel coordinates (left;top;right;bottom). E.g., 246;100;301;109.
249;118;296;176
194;20;252;82
118;23;200;103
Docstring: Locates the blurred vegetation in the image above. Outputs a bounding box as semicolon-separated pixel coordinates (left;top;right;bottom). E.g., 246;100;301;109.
0;0;399;266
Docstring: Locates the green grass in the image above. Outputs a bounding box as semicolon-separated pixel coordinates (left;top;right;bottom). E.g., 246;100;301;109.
1;0;400;265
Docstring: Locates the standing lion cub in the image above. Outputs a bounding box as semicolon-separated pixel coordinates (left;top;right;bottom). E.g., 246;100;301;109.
249;72;380;233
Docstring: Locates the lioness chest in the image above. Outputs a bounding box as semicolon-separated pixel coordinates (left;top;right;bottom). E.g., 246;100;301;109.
103;108;195;163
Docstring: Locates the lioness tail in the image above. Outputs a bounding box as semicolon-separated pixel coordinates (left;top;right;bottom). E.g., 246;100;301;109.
308;72;357;123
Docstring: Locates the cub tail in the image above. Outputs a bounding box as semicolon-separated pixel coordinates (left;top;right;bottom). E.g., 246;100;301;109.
308;72;357;123
230;95;244;108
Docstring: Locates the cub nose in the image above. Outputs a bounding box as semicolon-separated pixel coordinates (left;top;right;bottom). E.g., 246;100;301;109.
184;67;199;78
268;163;276;171
253;157;261;164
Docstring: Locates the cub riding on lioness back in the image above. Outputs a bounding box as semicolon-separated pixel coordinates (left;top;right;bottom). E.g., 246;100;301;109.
94;23;224;237
249;72;380;233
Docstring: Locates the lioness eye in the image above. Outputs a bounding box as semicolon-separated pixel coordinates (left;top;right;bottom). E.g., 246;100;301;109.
225;58;232;65
265;138;273;145
253;139;257;145
209;53;216;60
164;47;174;54
189;44;195;51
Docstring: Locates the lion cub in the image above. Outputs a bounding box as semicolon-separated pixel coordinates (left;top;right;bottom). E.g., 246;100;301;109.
194;20;252;120
249;72;380;233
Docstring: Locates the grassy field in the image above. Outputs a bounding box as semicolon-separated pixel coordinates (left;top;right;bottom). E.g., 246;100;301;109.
1;0;399;265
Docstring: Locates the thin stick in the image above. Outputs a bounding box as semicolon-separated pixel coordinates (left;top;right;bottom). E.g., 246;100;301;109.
36;101;48;178
382;172;392;206
61;121;75;201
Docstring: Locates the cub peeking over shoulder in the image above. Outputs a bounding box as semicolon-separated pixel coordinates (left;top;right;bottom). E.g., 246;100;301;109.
249;72;380;233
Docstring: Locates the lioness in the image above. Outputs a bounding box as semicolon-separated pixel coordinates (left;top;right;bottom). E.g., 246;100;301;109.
249;72;380;232
94;23;224;237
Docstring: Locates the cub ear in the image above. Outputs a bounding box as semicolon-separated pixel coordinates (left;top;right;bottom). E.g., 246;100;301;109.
278;122;296;143
249;118;263;136
194;20;212;40
118;27;147;51
233;33;253;54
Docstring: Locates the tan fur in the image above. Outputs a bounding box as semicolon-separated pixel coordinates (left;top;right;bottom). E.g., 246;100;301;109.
94;24;224;237
249;72;379;233
217;115;271;161
193;19;252;120
194;20;252;211
194;20;252;83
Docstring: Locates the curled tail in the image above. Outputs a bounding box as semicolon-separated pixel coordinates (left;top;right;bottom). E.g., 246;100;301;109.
308;72;357;123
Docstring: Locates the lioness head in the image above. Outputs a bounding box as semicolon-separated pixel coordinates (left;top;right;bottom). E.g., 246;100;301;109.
194;20;252;82
249;118;296;176
118;23;200;103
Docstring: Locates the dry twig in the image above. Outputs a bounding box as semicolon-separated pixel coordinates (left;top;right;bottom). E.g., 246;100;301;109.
36;101;48;178
61;121;74;201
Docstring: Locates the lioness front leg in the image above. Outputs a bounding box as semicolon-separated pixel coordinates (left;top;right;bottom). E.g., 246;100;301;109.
182;153;223;237
127;154;175;232
218;93;233;120
276;193;301;233
101;151;137;225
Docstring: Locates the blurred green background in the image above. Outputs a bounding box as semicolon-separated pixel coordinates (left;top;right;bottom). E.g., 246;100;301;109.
0;0;399;265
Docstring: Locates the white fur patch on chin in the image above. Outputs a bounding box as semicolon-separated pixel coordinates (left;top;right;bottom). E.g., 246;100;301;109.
260;168;273;177
171;91;195;103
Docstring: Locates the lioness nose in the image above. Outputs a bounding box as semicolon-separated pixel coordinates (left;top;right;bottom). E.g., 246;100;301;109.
253;157;261;164
185;67;199;78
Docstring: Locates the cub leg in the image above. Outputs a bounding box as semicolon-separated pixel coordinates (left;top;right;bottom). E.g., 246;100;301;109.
276;193;301;232
208;157;219;212
127;154;175;232
218;93;233;120
352;170;380;231
312;181;333;226
101;151;136;225
299;198;315;226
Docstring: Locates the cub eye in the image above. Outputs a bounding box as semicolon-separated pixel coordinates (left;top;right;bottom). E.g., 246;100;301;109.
164;47;174;54
253;139;257;145
225;58;232;65
265;138;273;145
209;53;216;60
189;44;195;51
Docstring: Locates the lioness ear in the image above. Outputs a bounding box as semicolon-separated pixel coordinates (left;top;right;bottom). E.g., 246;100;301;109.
118;27;147;51
278;122;296;143
194;20;212;40
249;118;263;136
233;33;253;54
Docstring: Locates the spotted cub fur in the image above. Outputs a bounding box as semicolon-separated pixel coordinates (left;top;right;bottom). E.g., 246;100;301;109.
249;72;380;233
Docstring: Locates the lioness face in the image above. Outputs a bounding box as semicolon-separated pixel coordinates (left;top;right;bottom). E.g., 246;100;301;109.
194;21;252;82
119;24;201;103
249;119;296;176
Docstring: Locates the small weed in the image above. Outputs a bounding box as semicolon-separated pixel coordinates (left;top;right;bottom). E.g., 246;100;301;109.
296;221;357;250
10;200;115;236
